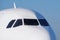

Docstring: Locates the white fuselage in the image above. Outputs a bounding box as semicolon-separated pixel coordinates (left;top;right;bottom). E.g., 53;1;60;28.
0;8;50;40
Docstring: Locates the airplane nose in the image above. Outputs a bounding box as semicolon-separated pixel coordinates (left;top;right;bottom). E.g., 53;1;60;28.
0;8;51;40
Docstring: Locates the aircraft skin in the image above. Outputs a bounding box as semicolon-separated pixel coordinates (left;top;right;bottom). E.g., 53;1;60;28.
0;8;51;40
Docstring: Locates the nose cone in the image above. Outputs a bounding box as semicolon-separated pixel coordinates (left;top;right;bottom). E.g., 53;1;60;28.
0;8;50;40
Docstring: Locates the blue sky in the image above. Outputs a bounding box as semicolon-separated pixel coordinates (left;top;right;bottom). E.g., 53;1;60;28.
0;0;60;40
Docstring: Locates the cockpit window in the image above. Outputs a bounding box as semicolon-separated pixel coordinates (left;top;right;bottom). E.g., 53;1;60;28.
38;19;49;26
7;20;15;28
13;19;22;27
24;19;39;25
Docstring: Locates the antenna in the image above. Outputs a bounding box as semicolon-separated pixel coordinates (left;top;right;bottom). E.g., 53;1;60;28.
14;2;16;9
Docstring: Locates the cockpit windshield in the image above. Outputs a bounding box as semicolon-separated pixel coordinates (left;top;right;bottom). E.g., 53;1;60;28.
7;18;49;28
38;19;49;26
24;19;39;25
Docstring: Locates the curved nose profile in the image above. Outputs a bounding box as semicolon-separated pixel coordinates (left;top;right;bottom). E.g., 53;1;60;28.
0;8;50;40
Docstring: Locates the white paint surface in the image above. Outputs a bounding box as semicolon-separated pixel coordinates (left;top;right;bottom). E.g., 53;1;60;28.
0;8;50;40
